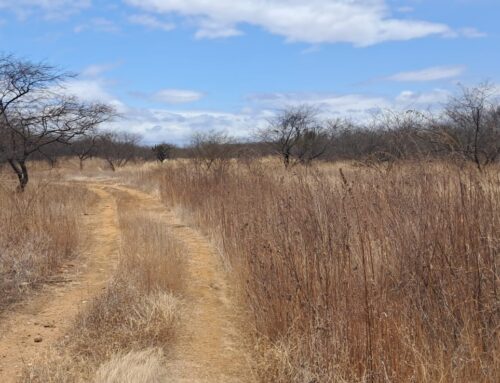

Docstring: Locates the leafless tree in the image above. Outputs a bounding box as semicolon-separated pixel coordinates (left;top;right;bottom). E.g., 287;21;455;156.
71;133;100;170
98;132;141;171
420;83;500;170
0;54;69;114
190;130;235;173
0;55;115;190
260;106;327;167
294;124;329;165
352;109;430;174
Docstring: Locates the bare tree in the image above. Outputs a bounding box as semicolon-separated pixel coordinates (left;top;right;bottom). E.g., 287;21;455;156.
98;132;141;171
0;55;115;190
420;83;500;170
71;133;100;170
190;130;235;173
1;99;114;189
260;106;327;167
152;142;176;163
294;124;329;165
0;54;69;115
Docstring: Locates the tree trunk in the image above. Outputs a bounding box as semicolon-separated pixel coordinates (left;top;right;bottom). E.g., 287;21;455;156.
283;152;290;168
473;109;483;172
8;159;29;192
107;159;116;172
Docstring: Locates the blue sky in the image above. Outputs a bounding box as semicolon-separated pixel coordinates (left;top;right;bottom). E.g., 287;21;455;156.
0;0;498;144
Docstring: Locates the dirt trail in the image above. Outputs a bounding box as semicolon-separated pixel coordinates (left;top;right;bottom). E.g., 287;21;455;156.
109;184;252;383
0;185;120;383
0;181;251;382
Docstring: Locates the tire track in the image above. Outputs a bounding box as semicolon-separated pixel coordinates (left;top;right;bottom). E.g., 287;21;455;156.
0;185;120;382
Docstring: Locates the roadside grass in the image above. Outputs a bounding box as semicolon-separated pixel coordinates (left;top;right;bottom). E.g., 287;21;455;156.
0;178;95;312
156;159;500;383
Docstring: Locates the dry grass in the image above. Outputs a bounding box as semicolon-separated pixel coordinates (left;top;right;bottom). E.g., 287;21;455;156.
23;191;187;382
155;159;499;383
0;178;95;311
8;158;498;382
93;348;167;383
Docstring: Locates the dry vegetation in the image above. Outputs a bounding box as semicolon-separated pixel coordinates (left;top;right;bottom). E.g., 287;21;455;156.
2;54;498;383
0;177;95;310
152;159;499;383
2;156;498;383
23;190;186;382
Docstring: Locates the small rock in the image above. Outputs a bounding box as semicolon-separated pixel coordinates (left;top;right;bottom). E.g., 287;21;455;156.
34;336;43;343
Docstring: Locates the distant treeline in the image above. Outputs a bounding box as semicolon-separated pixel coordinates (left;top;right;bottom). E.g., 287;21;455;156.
2;53;499;191
43;81;499;172
8;82;500;175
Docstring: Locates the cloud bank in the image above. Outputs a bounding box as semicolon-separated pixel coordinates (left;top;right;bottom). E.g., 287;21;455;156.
124;0;453;46
62;73;455;145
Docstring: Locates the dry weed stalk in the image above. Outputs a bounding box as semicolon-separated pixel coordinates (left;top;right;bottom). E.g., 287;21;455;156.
157;159;499;383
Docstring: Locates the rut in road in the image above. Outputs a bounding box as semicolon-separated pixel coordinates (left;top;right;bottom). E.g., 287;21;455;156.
110;184;253;383
0;185;120;383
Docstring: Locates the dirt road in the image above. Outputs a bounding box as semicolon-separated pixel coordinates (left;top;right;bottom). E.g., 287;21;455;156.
0;181;251;382
110;184;252;383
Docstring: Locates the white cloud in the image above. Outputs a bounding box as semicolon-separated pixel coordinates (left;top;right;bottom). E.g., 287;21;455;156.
128;14;175;31
124;0;454;46
194;19;242;39
395;89;451;105
57;73;460;145
58;80;258;144
385;66;466;82
64;81;457;144
153;89;205;104
64;79;113;102
62;79;127;114
126;88;455;144
113;108;261;144
248;92;390;120
248;88;454;121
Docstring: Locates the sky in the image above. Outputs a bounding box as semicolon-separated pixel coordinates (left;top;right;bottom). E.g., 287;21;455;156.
0;0;499;144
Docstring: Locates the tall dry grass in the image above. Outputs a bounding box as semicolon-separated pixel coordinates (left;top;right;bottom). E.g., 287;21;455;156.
23;191;186;382
0;180;95;310
156;160;499;383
